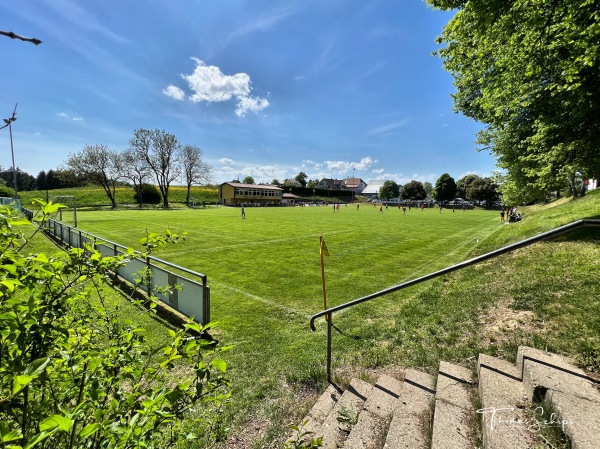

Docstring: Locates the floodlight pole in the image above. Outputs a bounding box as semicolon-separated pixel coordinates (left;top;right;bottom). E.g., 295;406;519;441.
9;118;17;198
352;168;355;202
2;104;18;198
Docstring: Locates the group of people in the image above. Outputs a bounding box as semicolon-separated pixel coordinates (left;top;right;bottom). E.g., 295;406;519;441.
500;207;523;223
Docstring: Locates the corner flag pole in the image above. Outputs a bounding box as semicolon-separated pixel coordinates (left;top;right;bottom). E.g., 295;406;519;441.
319;235;330;316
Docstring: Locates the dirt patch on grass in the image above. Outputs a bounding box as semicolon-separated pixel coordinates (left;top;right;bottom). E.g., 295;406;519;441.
478;296;538;345
221;416;271;449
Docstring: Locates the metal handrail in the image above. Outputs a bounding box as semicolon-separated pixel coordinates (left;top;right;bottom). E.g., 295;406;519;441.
310;218;600;383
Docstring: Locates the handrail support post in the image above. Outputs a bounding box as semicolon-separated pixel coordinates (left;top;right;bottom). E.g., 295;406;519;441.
327;312;332;383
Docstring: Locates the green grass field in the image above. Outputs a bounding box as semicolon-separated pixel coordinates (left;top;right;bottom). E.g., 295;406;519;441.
22;190;600;447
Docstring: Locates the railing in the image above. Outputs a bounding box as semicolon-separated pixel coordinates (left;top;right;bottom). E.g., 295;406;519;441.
31;213;210;324
310;219;600;383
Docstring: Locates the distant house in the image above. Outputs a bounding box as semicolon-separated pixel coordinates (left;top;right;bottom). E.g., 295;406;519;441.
219;182;283;205
316;178;345;190
343;177;367;194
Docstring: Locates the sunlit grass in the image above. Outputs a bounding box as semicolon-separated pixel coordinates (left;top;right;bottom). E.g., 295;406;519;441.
22;189;600;447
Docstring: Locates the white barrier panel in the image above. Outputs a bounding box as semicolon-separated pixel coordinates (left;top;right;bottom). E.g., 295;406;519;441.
118;258;149;293
37;218;209;324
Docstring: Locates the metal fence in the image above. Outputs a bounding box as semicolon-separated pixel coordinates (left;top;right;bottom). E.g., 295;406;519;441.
25;210;210;324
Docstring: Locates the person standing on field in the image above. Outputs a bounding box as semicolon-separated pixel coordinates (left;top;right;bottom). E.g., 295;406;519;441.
241;206;246;219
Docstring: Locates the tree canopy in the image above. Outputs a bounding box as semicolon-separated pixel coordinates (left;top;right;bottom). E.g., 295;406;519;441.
432;173;457;202
401;180;427;200
295;171;308;187
428;0;600;203
379;180;400;200
66;144;121;207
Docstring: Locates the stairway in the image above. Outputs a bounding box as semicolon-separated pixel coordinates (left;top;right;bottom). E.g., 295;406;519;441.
289;346;600;448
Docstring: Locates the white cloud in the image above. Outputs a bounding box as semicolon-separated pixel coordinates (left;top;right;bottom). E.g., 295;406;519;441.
219;158;234;165
372;168;384;174
235;95;269;117
166;58;269;116
324;156;378;173
58;111;83;121
162;85;185;100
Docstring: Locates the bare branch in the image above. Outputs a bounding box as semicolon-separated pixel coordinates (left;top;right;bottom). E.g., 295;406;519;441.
0;30;42;45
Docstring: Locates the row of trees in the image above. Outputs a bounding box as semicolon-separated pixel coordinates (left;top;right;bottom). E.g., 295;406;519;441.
232;171;313;188
66;128;211;208
378;174;499;204
427;0;599;204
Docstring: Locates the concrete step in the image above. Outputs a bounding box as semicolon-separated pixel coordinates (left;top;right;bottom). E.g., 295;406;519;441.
319;378;373;449
290;383;342;443
431;361;476;449
477;354;541;449
345;374;404;449
384;369;436;449
517;346;600;449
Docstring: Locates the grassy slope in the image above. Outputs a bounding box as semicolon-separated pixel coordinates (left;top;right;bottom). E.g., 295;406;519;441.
23;190;600;447
18;185;220;207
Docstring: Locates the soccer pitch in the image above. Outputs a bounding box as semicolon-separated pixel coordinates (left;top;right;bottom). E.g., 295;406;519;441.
75;204;500;318
72;204;504;441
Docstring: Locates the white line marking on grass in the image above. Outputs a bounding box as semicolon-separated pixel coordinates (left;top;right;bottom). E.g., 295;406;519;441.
196;230;353;253
212;281;313;319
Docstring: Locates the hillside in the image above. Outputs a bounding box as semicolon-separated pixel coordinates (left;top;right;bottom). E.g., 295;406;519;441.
18;185;220;207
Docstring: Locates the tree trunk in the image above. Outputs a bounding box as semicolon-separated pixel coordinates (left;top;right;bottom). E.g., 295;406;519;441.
186;184;191;206
579;179;587;197
567;175;578;198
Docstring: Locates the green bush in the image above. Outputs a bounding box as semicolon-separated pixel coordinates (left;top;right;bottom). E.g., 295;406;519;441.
0;200;231;448
0;185;15;197
134;183;162;205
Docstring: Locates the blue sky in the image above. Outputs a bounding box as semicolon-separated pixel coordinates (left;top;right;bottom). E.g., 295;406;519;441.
1;0;497;186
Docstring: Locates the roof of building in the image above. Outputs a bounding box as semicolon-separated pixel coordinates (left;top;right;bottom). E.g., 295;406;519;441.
361;180;385;195
343;177;365;188
221;182;283;190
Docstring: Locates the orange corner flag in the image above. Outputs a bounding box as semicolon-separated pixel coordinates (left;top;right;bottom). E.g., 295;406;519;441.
320;237;330;257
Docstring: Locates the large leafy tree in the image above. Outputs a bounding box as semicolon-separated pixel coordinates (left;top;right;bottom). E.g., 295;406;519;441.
467;177;500;204
379;180;400;200
401;180;427;200
456;174;479;200
121;148;152;208
66;144;122;207
432;173;457;202
130;129;181;208
428;0;600;203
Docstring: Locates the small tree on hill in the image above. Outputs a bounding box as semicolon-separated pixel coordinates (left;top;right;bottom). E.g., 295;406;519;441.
130;128;181;208
66;144;122;207
242;175;255;184
181;145;211;205
121;148;152;207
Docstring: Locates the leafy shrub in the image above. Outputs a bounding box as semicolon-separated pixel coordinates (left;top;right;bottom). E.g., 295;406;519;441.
0;200;231;448
0;185;15;197
134;183;162;205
